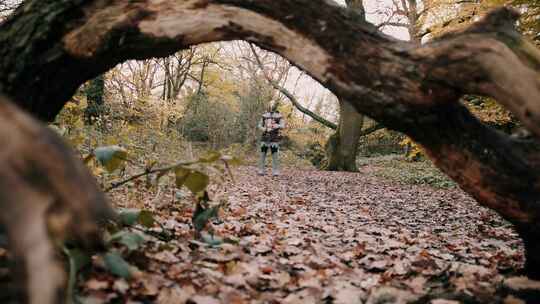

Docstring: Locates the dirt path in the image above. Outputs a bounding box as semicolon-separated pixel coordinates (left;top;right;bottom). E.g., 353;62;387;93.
86;166;525;303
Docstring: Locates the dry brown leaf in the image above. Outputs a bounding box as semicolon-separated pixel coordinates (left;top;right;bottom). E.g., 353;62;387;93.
157;285;195;304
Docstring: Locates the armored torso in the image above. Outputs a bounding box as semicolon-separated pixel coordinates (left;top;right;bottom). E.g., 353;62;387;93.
260;111;284;143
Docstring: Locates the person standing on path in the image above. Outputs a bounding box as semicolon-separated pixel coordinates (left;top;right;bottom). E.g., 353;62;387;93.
258;104;285;176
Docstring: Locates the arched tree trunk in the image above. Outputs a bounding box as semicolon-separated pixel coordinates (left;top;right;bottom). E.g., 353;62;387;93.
1;0;540;279
326;101;364;172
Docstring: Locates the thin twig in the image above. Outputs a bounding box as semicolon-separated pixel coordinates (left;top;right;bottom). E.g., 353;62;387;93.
105;160;198;192
222;159;235;184
128;224;172;242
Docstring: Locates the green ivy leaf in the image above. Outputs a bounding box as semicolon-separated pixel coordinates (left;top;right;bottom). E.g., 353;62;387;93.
118;209;140;226
199;150;221;163
184;171;209;194
94;145;128;172
118;209;155;228
201;232;223;246
110;231;145;251
193;204;220;232
175;167;191;188
138;210;155;228
104;251;132;279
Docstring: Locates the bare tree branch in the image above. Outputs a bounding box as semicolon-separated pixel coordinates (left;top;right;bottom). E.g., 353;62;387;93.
377;21;409;29
249;43;338;130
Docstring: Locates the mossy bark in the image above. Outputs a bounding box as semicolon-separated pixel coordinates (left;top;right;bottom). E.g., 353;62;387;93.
326;101;364;172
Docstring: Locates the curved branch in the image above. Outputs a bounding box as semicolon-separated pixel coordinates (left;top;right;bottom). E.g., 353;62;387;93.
3;2;536;140
377;21;409;29
249;43;337;130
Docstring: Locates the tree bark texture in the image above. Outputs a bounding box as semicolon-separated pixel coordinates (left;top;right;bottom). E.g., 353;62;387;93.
324;0;366;172
1;0;540;277
345;0;366;20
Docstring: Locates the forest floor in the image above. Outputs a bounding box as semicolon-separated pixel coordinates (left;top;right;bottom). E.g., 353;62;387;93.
77;163;537;304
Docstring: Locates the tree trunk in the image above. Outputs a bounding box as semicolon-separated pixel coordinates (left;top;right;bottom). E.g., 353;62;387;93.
324;0;365;172
326;101;364;172
345;0;366;20
84;75;105;125
406;0;422;44
161;57;171;100
1;0;540;278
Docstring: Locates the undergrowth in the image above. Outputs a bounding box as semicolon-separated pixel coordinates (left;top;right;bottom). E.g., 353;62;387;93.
358;154;457;189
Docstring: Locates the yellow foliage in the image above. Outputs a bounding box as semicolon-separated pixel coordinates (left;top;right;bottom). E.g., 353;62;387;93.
399;137;423;161
205;69;239;109
464;97;514;126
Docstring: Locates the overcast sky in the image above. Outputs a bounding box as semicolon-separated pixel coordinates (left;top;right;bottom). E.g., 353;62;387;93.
346;0;410;39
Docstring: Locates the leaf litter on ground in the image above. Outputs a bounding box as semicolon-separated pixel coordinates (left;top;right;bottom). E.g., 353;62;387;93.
78;165;538;303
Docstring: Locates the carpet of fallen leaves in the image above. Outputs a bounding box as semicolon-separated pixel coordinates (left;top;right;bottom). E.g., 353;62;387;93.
82;166;536;304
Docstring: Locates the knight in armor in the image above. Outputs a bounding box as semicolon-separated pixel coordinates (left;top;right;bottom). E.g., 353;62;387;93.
258;103;285;176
